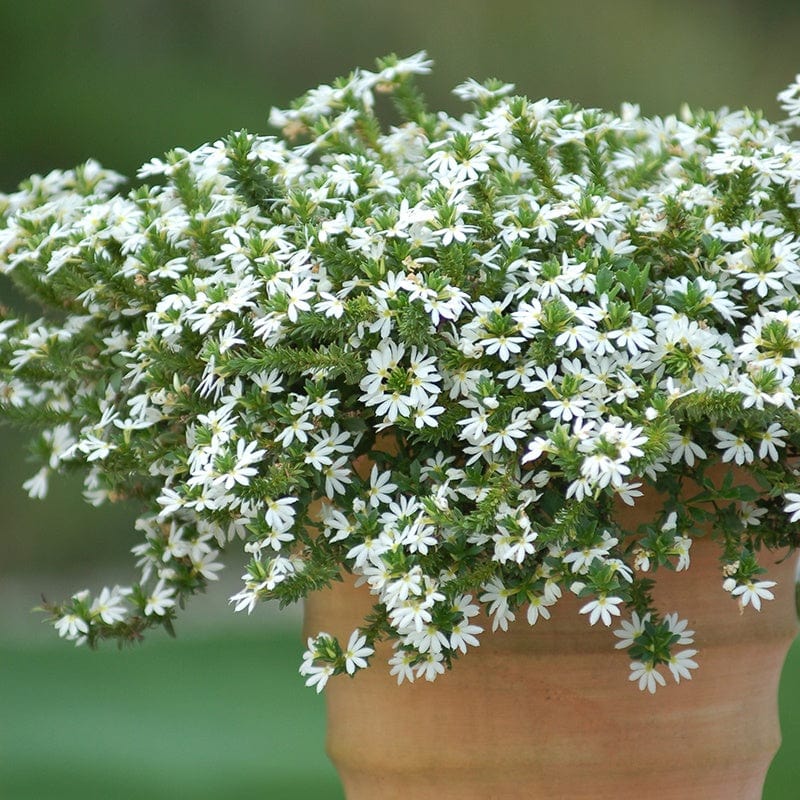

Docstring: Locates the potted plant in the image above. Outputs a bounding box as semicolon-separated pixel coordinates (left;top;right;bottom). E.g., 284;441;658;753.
2;52;800;798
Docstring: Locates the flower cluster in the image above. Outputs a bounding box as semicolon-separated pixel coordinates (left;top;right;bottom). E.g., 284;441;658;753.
2;54;800;693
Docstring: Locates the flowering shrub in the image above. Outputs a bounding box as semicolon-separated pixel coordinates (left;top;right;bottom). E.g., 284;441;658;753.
3;53;800;693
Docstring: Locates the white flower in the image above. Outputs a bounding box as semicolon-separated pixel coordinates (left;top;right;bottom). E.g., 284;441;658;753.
192;550;224;581
366;465;398;508
229;583;260;614
779;74;800;120
484;416;530;453
264;496;297;529
144;580;176;616
738;502;767;528
663;613;695;645
525;595;553;626
284;277;314;322
411;396;445;429
579;595;623;626
543;396;590;422
23;466;49;499
89;587;129;625
672;537;692;571
614;481;643;507
389;597;433;632
302;662;334;693
322;457;353;497
713;429;754;465
220;438;265;488
759;423;787;460
415;651;446;682
563;533;618;574
565;476;593;502
343;631;374;674
629;661;667;694
785;492;800;522
303;442;335;470
274;414;315;447
406;624;449;655
316;292;346;319
54;613;89;640
452;78;515;102
480;577;516;632
731;579;777;611
669;432;706;467
481;333;525;362
217;321;245;353
259;526;295;552
76;433;118;462
612;611;650;649
668;649;699;683
388;647;417;685
580;454;630;489
378;390;415;423
449;618;483;653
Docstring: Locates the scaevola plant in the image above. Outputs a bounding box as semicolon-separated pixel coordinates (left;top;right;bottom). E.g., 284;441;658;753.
3;53;800;693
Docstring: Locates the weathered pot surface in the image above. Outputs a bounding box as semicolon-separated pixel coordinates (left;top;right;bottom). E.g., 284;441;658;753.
305;497;799;800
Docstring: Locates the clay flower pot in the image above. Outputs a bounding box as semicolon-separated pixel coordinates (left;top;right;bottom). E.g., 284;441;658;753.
305;531;799;800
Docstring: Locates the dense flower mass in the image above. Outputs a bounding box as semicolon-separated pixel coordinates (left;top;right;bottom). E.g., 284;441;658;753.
3;54;800;692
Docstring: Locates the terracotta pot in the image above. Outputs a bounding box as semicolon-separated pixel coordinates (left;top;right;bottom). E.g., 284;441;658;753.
304;494;799;799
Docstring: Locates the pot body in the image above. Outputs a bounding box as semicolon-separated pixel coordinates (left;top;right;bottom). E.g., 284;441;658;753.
304;536;799;800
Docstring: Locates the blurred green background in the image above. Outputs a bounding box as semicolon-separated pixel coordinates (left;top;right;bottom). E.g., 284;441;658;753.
2;1;800;797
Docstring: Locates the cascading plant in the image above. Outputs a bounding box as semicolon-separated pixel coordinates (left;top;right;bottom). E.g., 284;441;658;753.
3;52;800;694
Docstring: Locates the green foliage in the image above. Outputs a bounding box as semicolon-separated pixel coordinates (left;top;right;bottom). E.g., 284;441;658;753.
3;51;800;696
